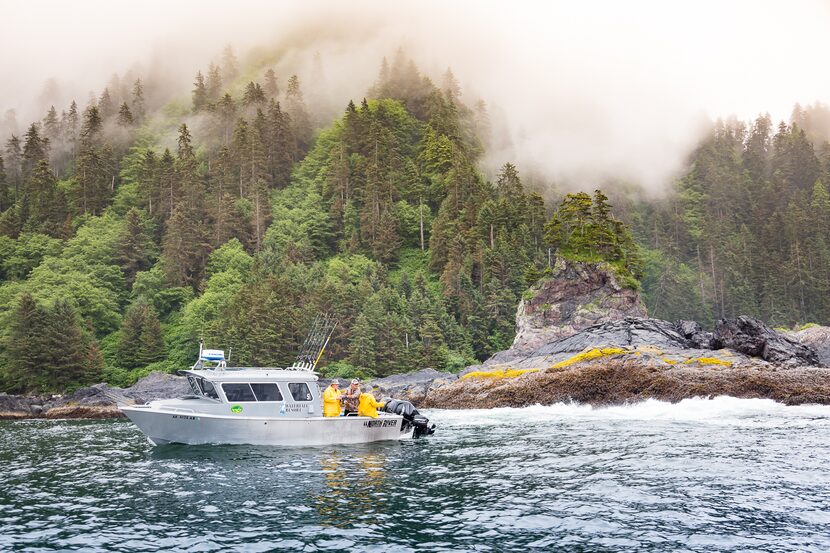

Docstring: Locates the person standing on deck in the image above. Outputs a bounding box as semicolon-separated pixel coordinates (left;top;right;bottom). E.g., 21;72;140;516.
358;391;385;419
342;378;361;415
323;380;343;417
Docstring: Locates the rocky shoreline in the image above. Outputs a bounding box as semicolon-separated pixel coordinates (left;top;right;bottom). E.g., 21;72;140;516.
0;372;189;420
3;316;827;420
3;259;829;420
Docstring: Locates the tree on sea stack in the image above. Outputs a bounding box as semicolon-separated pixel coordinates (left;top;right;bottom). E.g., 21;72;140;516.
544;189;643;285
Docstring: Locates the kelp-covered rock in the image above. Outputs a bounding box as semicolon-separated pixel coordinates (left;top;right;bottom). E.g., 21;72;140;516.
504;257;647;358
713;316;820;366
423;359;830;409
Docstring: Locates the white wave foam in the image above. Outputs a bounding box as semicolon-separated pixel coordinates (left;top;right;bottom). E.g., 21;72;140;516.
426;396;830;427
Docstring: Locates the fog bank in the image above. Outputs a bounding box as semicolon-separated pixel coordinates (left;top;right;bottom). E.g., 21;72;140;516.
2;0;830;191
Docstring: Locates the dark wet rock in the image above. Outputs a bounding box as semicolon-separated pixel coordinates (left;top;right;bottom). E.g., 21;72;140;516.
534;317;690;356
1;372;189;420
675;320;714;349
367;368;457;405
713;316;819;365
789;325;830;367
505;257;647;358
120;372;189;404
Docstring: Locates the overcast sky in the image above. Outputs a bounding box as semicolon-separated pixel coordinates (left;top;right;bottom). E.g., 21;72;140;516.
3;0;830;190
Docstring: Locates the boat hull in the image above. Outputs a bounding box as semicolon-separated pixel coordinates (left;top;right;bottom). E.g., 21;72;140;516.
120;405;414;446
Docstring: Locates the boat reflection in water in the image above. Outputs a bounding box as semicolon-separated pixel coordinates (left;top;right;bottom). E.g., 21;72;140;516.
315;450;389;528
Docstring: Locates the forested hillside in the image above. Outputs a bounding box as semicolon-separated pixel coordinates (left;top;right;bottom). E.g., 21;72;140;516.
0;47;828;393
631;107;830;327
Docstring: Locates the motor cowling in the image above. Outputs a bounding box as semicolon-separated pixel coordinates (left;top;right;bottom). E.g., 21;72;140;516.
382;398;436;438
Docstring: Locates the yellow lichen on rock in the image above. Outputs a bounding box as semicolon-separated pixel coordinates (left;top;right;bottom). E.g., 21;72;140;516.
683;357;733;367
461;368;540;380
547;347;631;370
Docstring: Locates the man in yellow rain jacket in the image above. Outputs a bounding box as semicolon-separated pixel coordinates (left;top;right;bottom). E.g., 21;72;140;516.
323;380;342;417
358;392;385;418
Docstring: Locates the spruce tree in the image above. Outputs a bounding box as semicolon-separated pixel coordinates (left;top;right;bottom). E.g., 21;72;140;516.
21;159;66;236
137;306;165;366
131;79;146;123
192;71;208;112
285;75;312;155
242;82;266;107
117;102;134;126
98;87;115;120
42;106;60;149
119;208;155;287
206;63;222;102
118;302;145;369
221;44;239;82
47;300;89;390
4;134;21;198
118;302;166;369
4;293;50;392
264;69;278;98
63;100;80;157
0;153;8;211
22;123;48;181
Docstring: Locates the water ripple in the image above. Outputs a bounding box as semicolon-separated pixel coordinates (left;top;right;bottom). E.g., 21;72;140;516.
1;397;830;551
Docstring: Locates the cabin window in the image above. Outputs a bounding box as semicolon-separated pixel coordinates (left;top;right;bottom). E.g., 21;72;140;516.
201;379;220;400
222;383;256;402
288;382;313;402
251;383;283;402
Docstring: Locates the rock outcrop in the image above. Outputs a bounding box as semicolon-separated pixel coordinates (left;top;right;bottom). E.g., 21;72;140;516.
788;325;830;367
0;372;189;420
423;264;828;409
367;368;457;404
713;316;820;365
504;257;647;358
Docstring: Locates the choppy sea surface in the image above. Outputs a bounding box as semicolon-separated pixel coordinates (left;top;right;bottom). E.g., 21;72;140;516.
2;397;830;552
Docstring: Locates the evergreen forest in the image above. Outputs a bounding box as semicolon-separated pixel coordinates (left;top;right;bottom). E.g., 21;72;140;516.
1;48;829;393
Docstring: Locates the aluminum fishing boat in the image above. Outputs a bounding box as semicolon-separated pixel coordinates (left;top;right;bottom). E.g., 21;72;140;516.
120;316;435;446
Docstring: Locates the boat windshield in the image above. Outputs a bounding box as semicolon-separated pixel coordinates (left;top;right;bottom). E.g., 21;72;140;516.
201;379;219;400
187;376;201;396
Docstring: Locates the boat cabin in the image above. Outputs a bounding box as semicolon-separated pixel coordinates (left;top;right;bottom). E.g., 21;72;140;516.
175;367;322;418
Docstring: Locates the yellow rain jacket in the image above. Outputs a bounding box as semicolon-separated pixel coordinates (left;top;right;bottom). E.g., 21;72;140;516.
357;393;385;419
323;385;342;417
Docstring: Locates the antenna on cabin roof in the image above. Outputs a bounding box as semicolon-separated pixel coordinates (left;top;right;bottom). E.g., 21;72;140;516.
191;339;227;370
290;313;337;371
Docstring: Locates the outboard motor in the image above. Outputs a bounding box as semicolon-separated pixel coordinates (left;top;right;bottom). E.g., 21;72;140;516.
382;398;436;438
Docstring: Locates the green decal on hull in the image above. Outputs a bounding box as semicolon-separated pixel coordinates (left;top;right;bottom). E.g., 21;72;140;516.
231;405;243;413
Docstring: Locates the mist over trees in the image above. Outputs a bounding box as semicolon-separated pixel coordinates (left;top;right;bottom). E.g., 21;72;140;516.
0;43;829;393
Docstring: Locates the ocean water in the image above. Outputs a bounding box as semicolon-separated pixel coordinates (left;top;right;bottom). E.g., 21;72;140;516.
1;397;829;552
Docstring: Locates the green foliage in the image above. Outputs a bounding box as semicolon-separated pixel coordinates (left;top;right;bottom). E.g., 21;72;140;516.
8;51;830;395
1;293;100;393
318;360;377;381
544;190;643;281
117;302;165;369
0;233;63;280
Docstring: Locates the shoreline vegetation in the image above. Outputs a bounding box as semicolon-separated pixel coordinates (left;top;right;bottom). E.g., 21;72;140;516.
2;46;830;407
3;260;829;420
